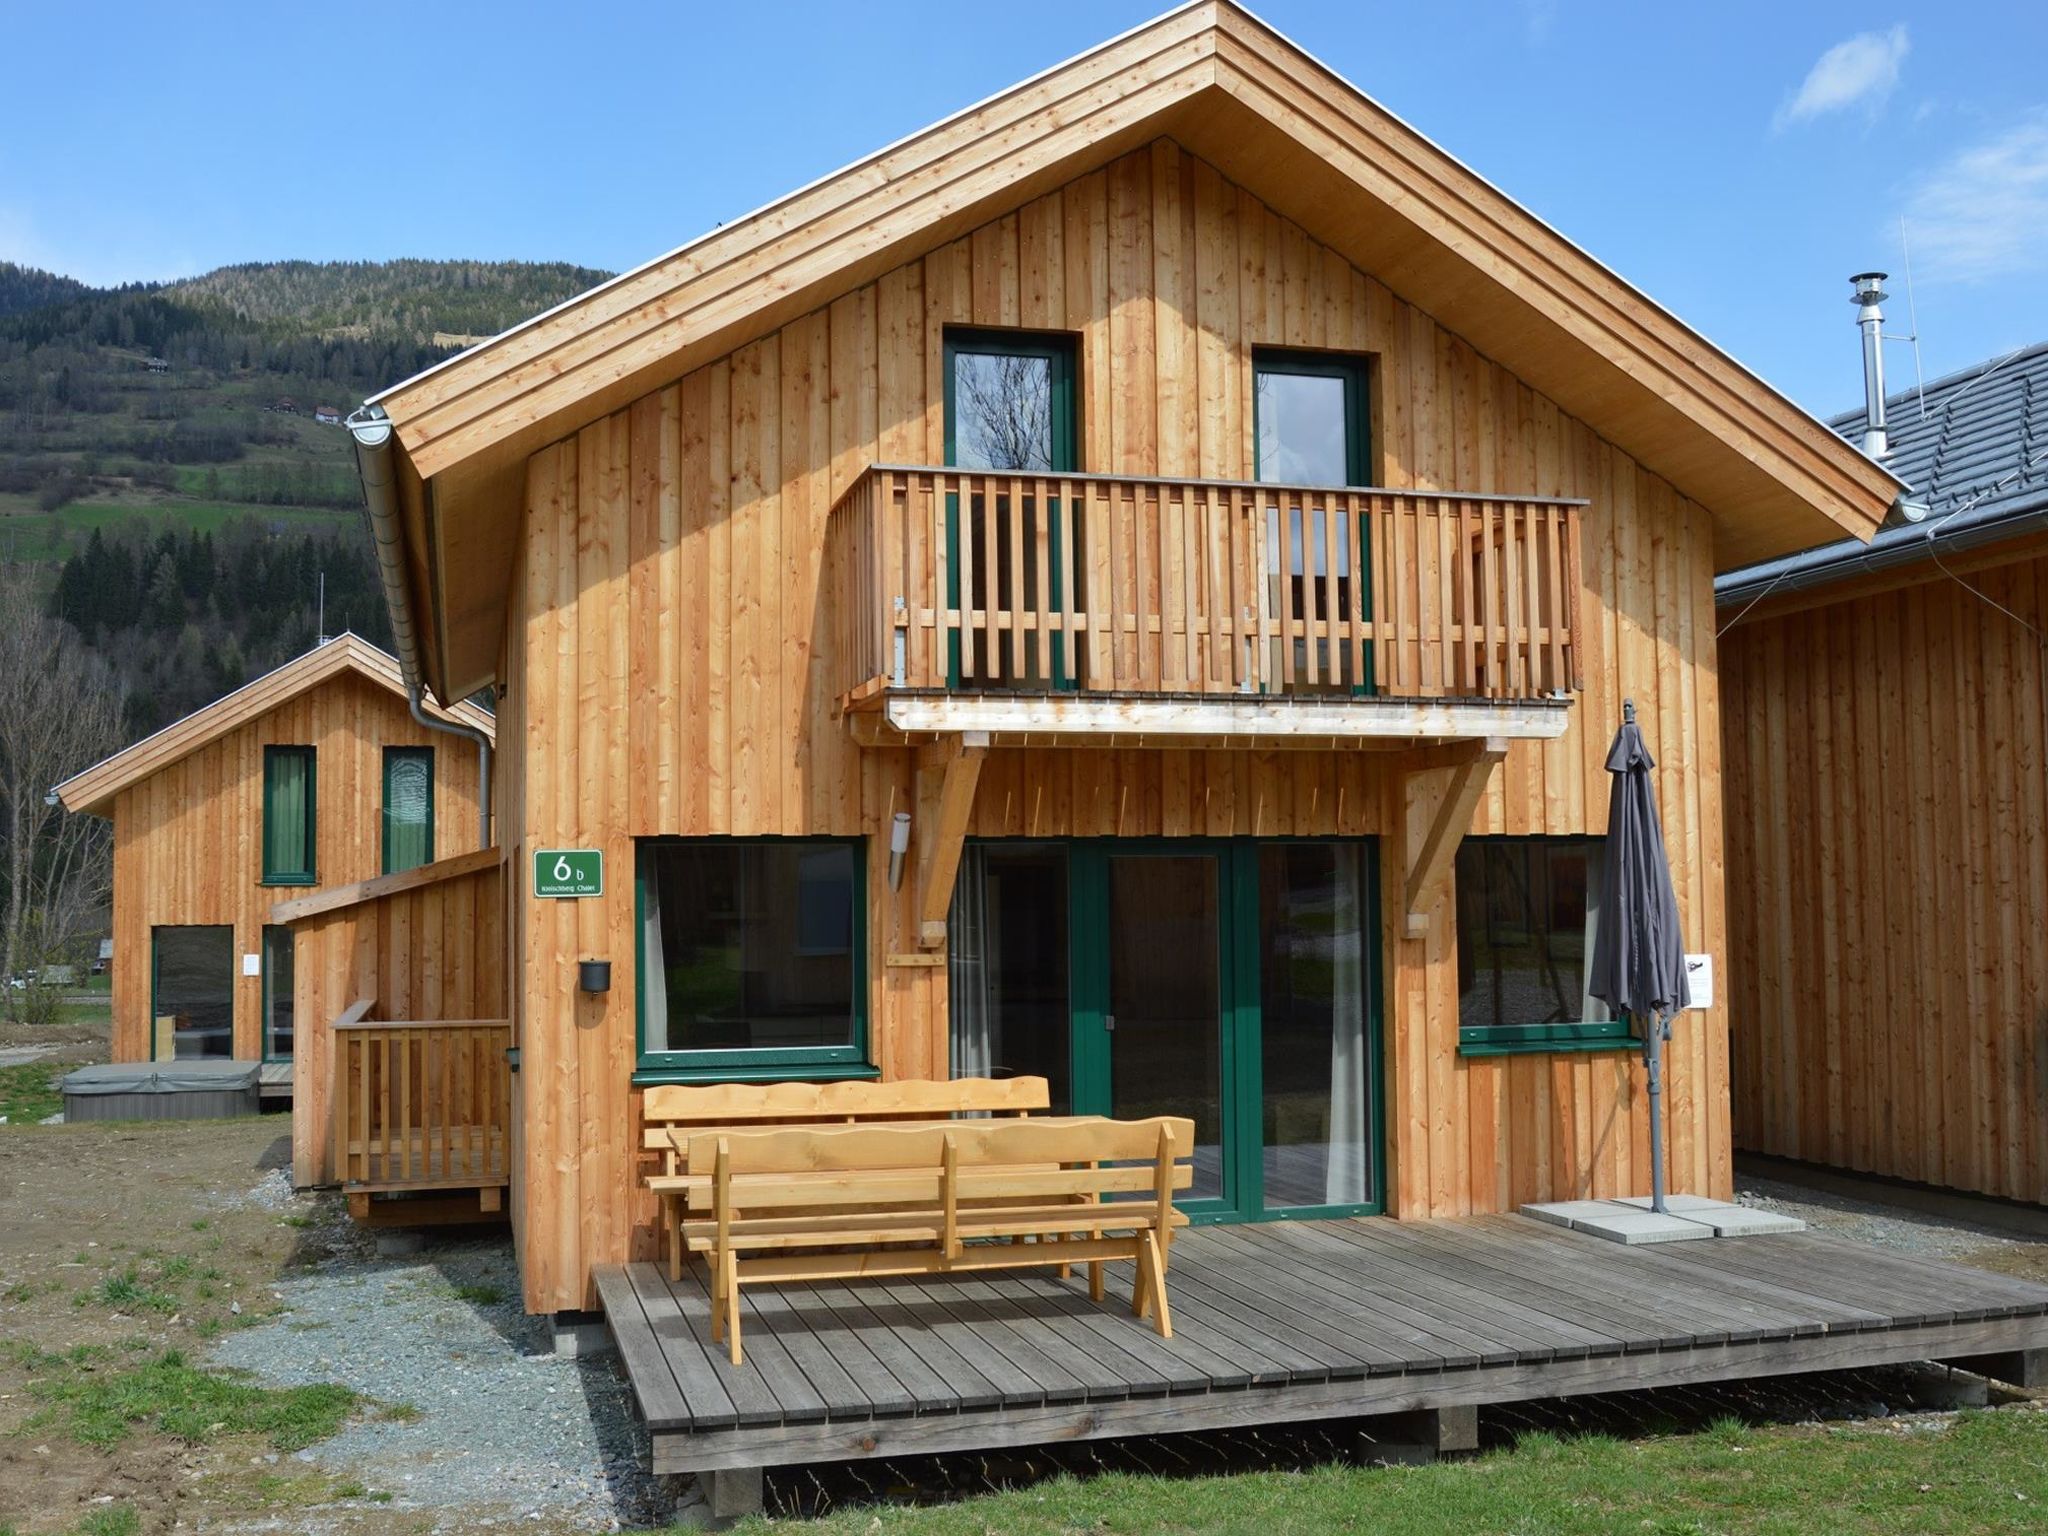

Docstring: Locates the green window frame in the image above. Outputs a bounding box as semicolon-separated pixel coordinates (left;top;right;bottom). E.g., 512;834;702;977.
1453;834;1636;1057
381;747;436;875
942;328;1081;688
260;746;317;886
633;837;874;1084
261;924;295;1062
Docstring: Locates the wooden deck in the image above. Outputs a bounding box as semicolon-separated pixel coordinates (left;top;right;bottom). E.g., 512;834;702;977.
597;1214;2048;1477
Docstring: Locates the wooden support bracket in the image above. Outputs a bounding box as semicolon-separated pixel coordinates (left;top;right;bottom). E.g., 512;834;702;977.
1402;736;1507;938
917;732;989;947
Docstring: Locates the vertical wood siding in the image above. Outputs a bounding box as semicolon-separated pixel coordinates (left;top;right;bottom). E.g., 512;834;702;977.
1723;547;2048;1204
287;858;507;1186
107;674;485;1063
501;141;1731;1314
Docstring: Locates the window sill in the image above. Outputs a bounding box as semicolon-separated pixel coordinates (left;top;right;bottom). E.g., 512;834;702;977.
631;1061;883;1087
1457;1023;1639;1059
259;875;317;888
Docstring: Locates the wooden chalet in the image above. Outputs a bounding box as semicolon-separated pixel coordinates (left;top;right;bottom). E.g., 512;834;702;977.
1721;337;2048;1207
53;635;491;1096
297;3;2048;1501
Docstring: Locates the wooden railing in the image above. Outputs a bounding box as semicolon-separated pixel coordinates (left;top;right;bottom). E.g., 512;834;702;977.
331;1002;511;1194
829;466;1584;707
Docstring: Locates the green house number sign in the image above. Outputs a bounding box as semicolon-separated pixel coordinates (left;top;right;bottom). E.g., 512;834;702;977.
534;848;604;898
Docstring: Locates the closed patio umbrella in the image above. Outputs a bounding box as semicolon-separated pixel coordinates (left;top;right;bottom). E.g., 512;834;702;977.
1588;699;1690;1215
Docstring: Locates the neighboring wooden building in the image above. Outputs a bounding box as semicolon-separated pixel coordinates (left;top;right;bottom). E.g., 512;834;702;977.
54;635;492;1077
1721;340;2048;1206
330;2;1899;1315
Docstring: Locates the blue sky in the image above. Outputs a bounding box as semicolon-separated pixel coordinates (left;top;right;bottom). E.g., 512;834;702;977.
5;1;2046;415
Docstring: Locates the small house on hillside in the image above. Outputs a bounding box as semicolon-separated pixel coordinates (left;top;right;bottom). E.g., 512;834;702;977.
1721;324;2048;1206
314;405;341;425
53;635;492;1093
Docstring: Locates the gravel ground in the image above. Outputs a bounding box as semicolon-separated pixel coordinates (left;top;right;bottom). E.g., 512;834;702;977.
210;1210;684;1532
1735;1170;2048;1276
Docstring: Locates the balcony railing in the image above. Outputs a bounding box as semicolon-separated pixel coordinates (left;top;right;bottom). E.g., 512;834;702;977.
331;1004;511;1195
829;466;1583;709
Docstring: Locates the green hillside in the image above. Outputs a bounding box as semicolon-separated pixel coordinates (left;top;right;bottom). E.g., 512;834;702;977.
0;255;608;734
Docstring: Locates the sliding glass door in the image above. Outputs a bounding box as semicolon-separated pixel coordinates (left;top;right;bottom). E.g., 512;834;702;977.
948;838;1382;1221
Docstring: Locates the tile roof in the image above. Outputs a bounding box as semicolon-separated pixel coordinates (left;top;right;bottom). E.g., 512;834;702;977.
1718;341;2048;604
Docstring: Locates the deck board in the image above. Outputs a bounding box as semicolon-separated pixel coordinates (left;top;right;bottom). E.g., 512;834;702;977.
599;1215;2048;1476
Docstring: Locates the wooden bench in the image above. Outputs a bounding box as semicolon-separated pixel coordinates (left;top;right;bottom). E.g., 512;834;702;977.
682;1115;1194;1365
641;1076;1051;1280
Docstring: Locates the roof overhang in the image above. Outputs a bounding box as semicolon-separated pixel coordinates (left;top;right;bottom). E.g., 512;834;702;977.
366;0;1905;702
53;634;494;818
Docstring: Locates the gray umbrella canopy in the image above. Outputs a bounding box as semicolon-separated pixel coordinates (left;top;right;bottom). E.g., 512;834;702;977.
1589;700;1691;1022
1589;699;1689;1213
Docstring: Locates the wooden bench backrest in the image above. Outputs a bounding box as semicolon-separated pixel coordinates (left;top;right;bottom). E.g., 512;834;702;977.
685;1115;1194;1177
641;1076;1049;1153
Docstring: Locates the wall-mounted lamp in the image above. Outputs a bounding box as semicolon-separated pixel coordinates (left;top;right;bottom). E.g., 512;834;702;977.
578;959;612;993
887;811;912;891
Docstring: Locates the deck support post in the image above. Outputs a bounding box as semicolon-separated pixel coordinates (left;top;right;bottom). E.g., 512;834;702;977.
1401;738;1508;937
702;1467;764;1523
916;732;988;947
1361;1404;1480;1465
1940;1348;2048;1389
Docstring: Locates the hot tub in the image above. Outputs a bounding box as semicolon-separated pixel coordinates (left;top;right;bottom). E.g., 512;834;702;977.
60;1060;261;1121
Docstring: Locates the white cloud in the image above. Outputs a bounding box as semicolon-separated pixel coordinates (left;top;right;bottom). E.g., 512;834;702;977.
1902;110;2048;283
1775;25;1909;131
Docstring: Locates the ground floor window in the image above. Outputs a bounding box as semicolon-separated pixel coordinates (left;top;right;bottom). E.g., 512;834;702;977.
947;837;1381;1221
636;839;866;1076
1454;835;1630;1052
151;925;233;1060
262;925;294;1060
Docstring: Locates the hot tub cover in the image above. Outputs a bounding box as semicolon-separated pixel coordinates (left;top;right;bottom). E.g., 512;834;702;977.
61;1061;260;1095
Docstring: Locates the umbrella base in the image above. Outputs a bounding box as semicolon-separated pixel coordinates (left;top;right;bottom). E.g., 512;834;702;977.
1522;1197;1805;1244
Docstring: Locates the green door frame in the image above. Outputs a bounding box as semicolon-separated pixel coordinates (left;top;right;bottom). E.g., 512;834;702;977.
974;835;1386;1226
942;328;1080;689
1252;347;1376;696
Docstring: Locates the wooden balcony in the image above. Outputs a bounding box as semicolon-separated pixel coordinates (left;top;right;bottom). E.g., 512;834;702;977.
331;1003;511;1222
828;466;1584;749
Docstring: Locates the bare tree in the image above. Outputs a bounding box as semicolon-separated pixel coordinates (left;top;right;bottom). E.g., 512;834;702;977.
0;563;125;1022
956;354;1052;471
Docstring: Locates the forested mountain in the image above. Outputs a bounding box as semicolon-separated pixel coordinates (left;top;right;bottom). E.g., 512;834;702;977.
169;259;610;344
0;255;606;738
0;263;92;318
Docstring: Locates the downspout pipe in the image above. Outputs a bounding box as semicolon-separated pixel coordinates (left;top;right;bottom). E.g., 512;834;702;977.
347;405;493;850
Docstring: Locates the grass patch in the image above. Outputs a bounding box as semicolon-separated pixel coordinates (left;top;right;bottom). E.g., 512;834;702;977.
76;1509;140;1536
452;1282;505;1307
83;1267;178;1315
0;1061;64;1124
722;1409;2048;1536
21;1348;358;1451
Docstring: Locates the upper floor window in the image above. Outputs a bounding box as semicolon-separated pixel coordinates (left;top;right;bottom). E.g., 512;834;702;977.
1254;349;1370;486
1455;835;1632;1054
944;330;1076;473
261;746;317;886
382;747;435;874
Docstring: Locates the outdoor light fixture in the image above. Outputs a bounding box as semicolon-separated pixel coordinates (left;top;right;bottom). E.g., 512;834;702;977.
887;811;912;890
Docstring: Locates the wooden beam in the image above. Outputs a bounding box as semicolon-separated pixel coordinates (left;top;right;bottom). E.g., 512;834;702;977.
268;845;504;926
917;733;988;947
882;693;1571;743
1403;737;1507;938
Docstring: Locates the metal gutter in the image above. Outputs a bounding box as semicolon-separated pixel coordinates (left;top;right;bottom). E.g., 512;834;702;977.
1715;494;2048;612
347;406;493;847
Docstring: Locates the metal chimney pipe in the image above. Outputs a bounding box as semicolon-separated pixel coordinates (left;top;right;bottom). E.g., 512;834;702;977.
1850;272;1890;458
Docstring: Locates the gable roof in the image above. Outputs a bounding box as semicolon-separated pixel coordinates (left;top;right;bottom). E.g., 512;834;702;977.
363;0;1904;703
54;633;495;818
1718;341;2048;609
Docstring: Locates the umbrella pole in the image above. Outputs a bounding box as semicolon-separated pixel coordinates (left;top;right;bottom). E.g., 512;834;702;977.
1644;1014;1667;1215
